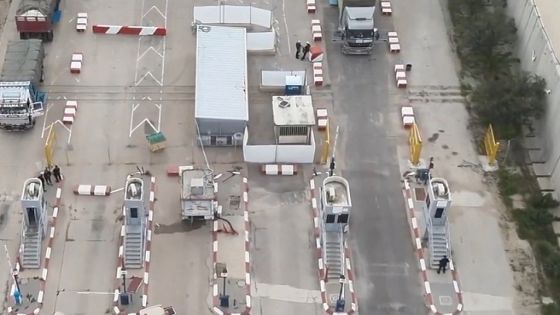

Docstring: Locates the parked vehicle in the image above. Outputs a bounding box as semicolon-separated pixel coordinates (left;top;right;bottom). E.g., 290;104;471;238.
337;0;378;55
16;0;62;41
0;40;46;130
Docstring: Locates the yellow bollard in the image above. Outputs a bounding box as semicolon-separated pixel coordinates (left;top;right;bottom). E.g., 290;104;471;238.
409;123;422;165
483;124;500;165
44;125;57;168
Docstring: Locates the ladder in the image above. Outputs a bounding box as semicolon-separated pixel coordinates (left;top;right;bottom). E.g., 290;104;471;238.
22;228;42;269
324;230;344;281
124;226;144;269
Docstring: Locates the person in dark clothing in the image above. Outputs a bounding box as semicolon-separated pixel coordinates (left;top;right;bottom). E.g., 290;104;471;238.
44;168;52;185
53;165;62;182
437;256;450;274
37;173;46;192
295;40;302;59
300;42;311;61
429;157;434;170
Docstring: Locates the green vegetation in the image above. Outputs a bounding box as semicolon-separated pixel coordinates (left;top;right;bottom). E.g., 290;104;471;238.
448;0;547;139
447;0;560;311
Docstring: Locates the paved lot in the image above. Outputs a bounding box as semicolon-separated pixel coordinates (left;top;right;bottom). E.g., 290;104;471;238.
0;0;218;313
248;167;322;315
320;3;425;315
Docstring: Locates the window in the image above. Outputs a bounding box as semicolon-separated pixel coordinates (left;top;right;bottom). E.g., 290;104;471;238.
326;214;336;223
337;214;349;223
130;208;138;218
279;126;308;136
435;207;444;218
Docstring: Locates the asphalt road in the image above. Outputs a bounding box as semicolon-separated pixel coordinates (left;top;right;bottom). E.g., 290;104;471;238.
322;7;425;315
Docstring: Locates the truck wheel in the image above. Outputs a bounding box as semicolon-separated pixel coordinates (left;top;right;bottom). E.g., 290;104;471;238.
20;32;28;40
46;31;54;42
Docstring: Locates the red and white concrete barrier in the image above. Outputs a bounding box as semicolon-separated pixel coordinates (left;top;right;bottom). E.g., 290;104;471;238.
306;0;316;13
313;62;324;87
63;100;78;124
381;1;393;15
311;19;322;41
395;64;408;88
73;184;111;196
261;164;298;176
92;25;167;36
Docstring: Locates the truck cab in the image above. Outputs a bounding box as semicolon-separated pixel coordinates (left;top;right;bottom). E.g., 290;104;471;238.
337;0;378;55
342;6;377;54
0;82;45;130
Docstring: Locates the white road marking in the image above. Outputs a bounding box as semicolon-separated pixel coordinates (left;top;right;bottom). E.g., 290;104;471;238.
143;5;166;19
76;291;116;295
252;283;321;304
129;0;167;137
41;107;51;139
281;0;291;55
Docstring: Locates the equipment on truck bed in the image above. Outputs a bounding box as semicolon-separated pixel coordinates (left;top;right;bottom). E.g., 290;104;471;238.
16;0;62;41
336;0;378;55
0;40;46;130
180;168;216;221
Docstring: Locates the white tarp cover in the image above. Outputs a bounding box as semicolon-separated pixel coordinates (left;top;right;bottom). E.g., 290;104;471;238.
246;31;276;52
194;5;272;29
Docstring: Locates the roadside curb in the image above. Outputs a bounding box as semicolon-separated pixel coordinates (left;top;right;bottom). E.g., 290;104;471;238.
403;180;463;315
211;177;251;315
8;186;63;315
309;178;357;315
112;176;156;315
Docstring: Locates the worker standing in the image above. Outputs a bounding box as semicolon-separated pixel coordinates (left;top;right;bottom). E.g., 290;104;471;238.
44;167;52;185
53;165;62;182
295;41;302;59
437;256;450;274
301;42;311;61
37;173;46;192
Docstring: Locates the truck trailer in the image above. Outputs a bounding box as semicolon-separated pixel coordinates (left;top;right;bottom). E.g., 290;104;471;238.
0;40;46;130
16;0;62;41
337;0;377;55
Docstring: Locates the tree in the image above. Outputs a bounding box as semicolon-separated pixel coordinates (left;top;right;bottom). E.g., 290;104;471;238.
470;72;546;138
460;11;518;79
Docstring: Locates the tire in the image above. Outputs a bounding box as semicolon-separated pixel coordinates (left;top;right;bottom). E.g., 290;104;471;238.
19;32;28;40
46;31;53;42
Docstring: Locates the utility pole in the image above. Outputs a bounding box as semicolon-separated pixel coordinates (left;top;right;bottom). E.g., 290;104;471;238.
4;245;22;304
329;126;340;176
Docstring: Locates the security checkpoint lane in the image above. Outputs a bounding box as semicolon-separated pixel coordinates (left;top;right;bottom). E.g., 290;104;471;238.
403;179;463;314
212;175;251;315
144;174;213;315
37;167;142;315
248;169;323;315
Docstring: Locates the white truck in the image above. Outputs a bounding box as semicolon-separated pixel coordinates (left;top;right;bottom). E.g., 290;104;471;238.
0;40;45;130
337;0;377;55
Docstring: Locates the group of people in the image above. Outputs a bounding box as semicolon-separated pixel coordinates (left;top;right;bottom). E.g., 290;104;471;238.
295;41;312;61
37;165;63;191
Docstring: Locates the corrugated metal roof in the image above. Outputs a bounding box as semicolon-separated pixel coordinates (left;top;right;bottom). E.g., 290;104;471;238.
195;25;248;121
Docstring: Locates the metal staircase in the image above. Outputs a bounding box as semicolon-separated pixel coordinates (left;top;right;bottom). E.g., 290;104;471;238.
124;226;144;269
22;227;42;269
324;230;344;281
428;224;450;269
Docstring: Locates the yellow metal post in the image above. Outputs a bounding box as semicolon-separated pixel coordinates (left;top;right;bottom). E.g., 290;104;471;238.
44;125;57;168
320;121;331;165
483;124;500;165
409;123;422;165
